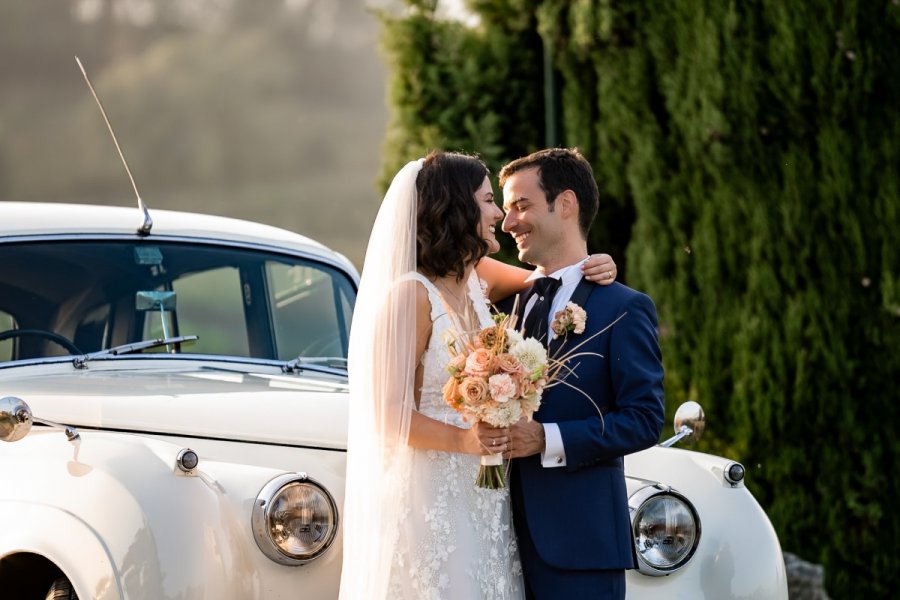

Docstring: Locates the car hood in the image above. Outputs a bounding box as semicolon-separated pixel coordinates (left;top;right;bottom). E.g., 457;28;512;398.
0;361;349;450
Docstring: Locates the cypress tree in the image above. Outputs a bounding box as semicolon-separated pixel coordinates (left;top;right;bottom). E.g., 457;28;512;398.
378;2;900;596
376;0;547;263
376;1;544;178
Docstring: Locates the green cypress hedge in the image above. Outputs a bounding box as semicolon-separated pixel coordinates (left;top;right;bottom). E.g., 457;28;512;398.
376;1;545;189
378;2;900;596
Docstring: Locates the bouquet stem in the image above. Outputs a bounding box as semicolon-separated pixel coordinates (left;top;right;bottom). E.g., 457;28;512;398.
476;453;506;489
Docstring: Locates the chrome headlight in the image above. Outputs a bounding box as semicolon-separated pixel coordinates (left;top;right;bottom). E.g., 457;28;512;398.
252;473;339;565
629;485;700;575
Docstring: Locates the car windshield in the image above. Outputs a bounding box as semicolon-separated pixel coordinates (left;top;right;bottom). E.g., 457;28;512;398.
0;240;355;365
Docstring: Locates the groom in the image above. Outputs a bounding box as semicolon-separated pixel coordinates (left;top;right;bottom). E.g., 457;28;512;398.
499;148;665;599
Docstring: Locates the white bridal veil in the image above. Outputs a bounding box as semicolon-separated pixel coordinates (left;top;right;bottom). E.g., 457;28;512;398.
339;159;423;600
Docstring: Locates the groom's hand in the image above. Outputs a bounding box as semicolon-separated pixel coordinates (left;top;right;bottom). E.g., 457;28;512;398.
505;418;545;459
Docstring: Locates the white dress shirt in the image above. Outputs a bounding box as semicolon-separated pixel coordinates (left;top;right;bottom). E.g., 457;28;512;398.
523;258;588;468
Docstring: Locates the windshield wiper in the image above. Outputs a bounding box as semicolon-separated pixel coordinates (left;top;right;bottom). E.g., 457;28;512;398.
282;356;348;374
73;335;199;369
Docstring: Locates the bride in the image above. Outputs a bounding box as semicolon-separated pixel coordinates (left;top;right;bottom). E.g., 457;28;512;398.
339;152;616;600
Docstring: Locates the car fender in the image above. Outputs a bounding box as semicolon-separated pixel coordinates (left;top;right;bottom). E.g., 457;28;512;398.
0;429;263;599
625;446;788;599
0;500;122;600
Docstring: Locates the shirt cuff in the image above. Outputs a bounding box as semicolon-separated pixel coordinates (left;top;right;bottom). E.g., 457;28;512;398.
540;423;566;468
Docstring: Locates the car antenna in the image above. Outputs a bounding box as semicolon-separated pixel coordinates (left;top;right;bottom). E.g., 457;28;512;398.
75;56;152;236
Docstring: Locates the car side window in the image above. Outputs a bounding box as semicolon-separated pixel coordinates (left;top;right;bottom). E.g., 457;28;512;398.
0;311;15;361
0;240;356;363
267;262;352;360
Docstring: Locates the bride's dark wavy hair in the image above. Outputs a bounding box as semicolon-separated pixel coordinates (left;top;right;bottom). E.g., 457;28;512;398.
416;151;490;281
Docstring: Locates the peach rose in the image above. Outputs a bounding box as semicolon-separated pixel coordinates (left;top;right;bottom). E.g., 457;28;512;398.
442;376;461;407
464;348;494;377
495;353;524;375
459;376;489;406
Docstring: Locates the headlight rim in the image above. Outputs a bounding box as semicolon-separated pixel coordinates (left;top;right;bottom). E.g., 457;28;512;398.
628;484;701;576
251;472;339;566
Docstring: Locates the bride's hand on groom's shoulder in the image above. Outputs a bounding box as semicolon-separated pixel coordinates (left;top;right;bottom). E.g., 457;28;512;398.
583;253;617;285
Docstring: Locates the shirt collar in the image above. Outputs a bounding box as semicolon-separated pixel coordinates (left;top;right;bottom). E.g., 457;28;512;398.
525;257;589;286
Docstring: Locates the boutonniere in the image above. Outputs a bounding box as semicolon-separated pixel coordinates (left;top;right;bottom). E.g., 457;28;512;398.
551;302;587;336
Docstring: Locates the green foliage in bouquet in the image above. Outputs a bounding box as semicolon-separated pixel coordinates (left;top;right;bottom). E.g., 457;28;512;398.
378;1;900;596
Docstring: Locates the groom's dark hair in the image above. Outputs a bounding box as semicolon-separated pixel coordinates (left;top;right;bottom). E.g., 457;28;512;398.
416;151;490;282
499;147;599;239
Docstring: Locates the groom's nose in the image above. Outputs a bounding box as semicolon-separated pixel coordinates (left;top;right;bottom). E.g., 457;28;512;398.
501;211;515;232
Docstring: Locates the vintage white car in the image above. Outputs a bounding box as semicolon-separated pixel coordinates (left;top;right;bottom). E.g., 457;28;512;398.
0;201;788;599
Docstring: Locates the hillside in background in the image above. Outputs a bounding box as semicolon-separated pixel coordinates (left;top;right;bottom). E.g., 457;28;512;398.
0;0;389;269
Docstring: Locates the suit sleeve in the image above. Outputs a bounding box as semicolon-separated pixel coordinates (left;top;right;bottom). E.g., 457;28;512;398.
556;292;665;469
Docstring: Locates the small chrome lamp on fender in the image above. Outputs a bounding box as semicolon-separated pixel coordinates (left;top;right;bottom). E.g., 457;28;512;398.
724;461;746;486
252;472;339;565
175;448;200;474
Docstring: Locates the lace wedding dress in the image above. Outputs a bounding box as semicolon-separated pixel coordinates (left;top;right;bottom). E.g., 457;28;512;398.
386;272;524;600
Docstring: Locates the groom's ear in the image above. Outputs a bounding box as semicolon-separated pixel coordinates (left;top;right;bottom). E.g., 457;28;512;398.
555;189;579;221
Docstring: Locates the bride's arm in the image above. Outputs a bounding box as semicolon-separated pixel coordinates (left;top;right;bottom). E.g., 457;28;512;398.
473;257;530;303
475;254;618;303
408;412;497;455
405;284;506;455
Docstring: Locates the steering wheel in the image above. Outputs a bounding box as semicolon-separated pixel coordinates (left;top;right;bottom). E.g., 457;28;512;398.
0;329;83;355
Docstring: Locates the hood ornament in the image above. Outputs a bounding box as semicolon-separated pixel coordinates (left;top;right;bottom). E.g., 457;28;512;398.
75;56;152;236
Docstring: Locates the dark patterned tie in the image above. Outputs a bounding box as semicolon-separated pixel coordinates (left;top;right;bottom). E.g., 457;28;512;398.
522;276;562;342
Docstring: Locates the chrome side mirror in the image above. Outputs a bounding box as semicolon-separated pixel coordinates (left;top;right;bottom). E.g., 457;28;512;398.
0;396;33;442
659;401;705;448
0;396;80;443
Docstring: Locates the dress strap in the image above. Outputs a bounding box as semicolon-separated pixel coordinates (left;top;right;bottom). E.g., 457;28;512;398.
403;272;445;322
466;272;494;327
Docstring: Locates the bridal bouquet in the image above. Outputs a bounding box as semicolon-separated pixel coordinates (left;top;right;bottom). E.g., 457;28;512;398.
442;302;624;490
442;312;549;489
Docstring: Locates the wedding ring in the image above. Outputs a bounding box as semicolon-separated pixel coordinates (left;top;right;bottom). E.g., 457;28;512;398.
608;270;613;279
491;439;496;447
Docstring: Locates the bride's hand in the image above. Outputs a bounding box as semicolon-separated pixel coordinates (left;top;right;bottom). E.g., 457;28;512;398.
582;253;617;285
469;421;510;456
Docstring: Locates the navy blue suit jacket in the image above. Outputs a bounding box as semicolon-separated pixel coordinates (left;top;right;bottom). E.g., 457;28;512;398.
511;279;665;570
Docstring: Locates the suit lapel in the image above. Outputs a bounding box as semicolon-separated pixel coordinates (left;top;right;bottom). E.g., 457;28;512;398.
548;278;597;356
